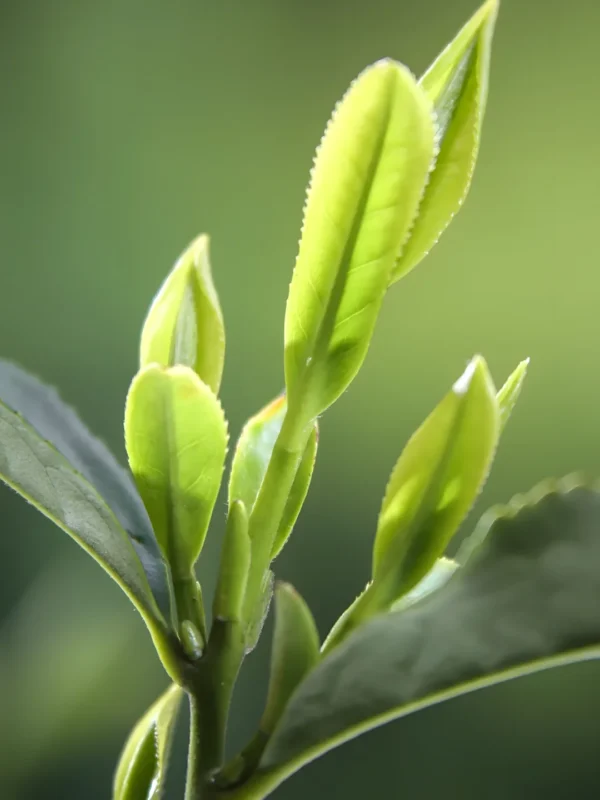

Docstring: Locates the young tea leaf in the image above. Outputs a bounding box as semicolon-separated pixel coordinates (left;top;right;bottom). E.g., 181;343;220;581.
125;365;228;577
238;481;600;797
228;395;318;559
284;60;435;418
369;356;499;612
261;583;320;737
113;684;183;800
0;360;170;612
391;0;499;282
497;358;529;430
140;235;225;394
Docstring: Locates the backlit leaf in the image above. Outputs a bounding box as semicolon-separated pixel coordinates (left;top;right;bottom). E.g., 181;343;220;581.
284;60;435;417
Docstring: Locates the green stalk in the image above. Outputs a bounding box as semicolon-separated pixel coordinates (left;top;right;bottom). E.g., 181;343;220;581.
242;408;313;623
185;619;246;799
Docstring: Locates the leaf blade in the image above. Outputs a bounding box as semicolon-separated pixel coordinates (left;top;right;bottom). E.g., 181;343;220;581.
114;684;184;800
0;399;173;663
248;481;600;795
391;0;498;282
0;360;170;609
125;365;228;575
284;60;435;416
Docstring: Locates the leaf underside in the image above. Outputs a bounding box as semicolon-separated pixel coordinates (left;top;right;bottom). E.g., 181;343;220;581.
241;482;600;795
0;360;170;611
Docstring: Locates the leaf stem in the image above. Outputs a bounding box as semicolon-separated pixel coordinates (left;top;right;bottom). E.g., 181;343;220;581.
185;619;246;799
242;408;312;622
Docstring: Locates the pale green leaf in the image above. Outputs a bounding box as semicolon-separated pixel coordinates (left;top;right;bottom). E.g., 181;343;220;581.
125;365;228;576
231;481;600;797
391;0;499;282
228;395;317;558
261;583;320;736
140;234;225;394
371;355;499;606
497;358;529;430
113;684;184;800
284;59;435;417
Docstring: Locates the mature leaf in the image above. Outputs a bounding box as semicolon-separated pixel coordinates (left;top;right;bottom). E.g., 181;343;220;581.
370;356;498;608
261;583;320;736
284;59;435;417
391;0;498;282
113;684;183;800
497;359;529;430
125;365;228;575
140;234;225;394
228;396;317;558
0;399;173;665
235;481;600;797
0;360;169;610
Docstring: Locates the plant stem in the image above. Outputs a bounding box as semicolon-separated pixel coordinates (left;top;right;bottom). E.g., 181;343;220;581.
243;409;312;621
185;619;246;799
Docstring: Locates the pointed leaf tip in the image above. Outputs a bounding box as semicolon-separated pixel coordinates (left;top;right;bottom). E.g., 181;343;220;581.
140;234;225;394
368;355;499;612
496;358;529;430
391;0;499;282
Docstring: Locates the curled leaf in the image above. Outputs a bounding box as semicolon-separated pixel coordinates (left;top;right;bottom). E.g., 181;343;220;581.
140;234;225;394
392;0;499;281
113;684;183;800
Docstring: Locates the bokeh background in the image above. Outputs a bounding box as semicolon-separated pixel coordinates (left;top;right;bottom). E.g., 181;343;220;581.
1;0;600;797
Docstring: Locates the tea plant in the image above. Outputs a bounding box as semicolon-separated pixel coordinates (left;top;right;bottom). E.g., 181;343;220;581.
1;1;600;798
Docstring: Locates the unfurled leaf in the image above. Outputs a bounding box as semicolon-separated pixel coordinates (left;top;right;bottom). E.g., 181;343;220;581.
497;359;529;430
369;355;498;612
284;60;435;418
125;365;228;577
0;399;173;664
392;0;499;282
261;583;320;736
236;482;600;798
213;500;251;623
0;360;169;612
228;395;318;558
140;235;225;394
114;684;183;800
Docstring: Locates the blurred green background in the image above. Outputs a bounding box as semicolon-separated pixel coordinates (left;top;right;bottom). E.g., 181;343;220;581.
1;0;600;797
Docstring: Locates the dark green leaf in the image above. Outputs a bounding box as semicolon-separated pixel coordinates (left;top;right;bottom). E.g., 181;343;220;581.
0;360;170;610
0;397;178;676
237;481;600;796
